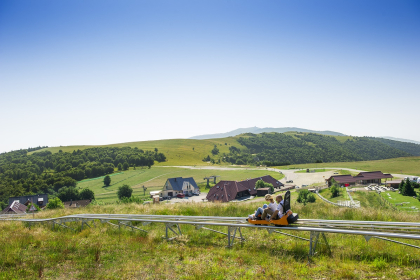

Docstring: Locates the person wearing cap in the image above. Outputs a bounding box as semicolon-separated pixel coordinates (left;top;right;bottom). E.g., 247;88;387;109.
261;194;277;221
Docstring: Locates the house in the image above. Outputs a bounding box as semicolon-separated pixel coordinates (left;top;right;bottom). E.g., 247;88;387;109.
63;199;92;208
161;177;199;198
327;171;393;187
9;194;49;208
256;188;272;196
206;175;281;203
1;201;27;215
385;180;403;189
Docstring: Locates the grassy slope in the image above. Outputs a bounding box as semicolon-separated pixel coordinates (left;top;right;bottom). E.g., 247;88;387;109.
79;167;284;203
1;195;420;279
30;137;245;166
281;156;420;176
381;191;420;211
29;133;420;174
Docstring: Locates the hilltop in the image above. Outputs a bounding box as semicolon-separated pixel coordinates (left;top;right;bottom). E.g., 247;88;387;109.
28;132;420;166
189;126;346;139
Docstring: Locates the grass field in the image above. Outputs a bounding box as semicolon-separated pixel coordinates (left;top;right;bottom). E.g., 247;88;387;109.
281;156;420;176
1;194;420;279
28;135;420;176
380;191;420;212
78;167;284;203
29;137;246;166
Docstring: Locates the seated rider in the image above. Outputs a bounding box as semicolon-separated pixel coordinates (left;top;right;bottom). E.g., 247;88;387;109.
261;194;277;221
248;204;268;220
269;194;292;222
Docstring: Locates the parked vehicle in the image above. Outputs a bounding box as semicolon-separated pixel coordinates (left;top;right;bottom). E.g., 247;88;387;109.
286;180;293;183
177;193;185;198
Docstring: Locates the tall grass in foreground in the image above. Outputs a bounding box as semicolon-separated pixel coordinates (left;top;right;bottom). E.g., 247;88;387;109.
1;199;420;279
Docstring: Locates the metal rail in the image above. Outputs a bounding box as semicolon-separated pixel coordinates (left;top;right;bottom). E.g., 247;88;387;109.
3;214;420;256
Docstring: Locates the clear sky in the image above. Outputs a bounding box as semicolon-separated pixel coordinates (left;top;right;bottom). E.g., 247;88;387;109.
1;0;419;152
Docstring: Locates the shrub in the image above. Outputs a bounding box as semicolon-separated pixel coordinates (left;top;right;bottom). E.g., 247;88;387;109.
80;188;95;200
46;197;64;209
103;175;111;187
330;185;339;198
117;184;133;199
307;193;316;203
26;203;40;212
297;189;316;205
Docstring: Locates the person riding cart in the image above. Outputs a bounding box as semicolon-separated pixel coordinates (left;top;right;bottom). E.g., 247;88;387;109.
247;190;299;226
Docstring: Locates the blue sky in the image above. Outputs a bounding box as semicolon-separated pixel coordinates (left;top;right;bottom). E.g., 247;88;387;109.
1;0;419;152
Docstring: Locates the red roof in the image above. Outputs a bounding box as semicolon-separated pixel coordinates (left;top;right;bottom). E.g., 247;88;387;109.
206;175;280;202
327;171;393;184
355;171;393;180
1;201;27;214
327;175;357;184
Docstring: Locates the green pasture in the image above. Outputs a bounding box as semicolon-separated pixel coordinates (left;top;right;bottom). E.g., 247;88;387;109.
280;156;420;176
1;194;420;279
318;187;350;203
380;191;420;212
78;167;284;203
29;137;246;166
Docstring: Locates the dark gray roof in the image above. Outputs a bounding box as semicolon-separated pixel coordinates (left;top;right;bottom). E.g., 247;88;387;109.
167;177;198;191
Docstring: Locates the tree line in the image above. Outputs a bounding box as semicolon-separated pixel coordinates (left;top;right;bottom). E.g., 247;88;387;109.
0;147;166;209
221;133;410;166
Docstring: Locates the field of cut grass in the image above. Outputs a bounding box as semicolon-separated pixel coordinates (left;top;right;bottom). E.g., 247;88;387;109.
78;167;284;203
381;191;420;212
281;156;420;176
29;138;246;166
318;187;350;203
1;195;420;279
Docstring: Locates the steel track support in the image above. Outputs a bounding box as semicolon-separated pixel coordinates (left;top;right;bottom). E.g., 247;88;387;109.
195;225;245;241
81;220;92;231
266;228;310;241
227;226;244;247
163;223;182;240
118;221;148;233
364;235;420;250
52;221;75;231
309;231;330;256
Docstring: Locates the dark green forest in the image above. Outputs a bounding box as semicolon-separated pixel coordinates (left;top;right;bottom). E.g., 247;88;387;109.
223;133;411;166
0;147;166;209
366;137;420;156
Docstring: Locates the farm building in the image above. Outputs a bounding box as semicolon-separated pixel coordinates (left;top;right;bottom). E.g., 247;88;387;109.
327;171;393;187
256;188;272;196
206;175;281;203
161;177;199;198
385;180;403;189
1;201;27;215
8;194;49;208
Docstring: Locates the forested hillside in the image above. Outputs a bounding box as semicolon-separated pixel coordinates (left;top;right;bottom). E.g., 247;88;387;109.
0;147;166;208
222;133;409;166
367;137;420;156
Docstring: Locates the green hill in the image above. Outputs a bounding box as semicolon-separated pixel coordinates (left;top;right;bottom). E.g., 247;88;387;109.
224;133;410;165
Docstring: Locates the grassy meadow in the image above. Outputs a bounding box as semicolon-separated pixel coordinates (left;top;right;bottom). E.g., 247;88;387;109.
281;156;420;176
381;191;420;212
1;194;420;279
29;137;246;166
78;167;284;203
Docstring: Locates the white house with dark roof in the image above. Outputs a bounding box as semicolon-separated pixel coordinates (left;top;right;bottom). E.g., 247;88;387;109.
161;177;199;198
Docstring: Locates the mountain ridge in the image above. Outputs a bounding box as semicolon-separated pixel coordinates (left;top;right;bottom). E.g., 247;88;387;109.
189;127;346;139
